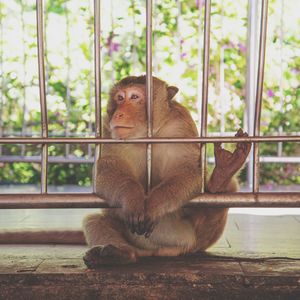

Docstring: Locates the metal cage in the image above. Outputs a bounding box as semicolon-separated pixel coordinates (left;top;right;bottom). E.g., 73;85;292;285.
0;0;299;209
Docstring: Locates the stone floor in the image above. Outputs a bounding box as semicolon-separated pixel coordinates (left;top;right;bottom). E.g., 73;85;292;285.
0;209;299;299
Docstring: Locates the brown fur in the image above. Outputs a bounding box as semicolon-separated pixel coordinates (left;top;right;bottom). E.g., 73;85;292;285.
0;76;251;269
82;76;251;268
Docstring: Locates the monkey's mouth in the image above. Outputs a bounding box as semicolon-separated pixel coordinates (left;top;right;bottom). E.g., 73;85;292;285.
112;125;135;131
112;126;136;139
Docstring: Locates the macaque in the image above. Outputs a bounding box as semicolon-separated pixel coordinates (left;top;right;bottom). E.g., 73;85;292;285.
0;76;251;268
82;75;251;268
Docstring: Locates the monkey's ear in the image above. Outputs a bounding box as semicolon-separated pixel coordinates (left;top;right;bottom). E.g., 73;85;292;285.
167;86;179;100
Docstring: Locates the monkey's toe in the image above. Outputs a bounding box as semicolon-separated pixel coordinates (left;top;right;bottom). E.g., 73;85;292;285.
83;244;137;268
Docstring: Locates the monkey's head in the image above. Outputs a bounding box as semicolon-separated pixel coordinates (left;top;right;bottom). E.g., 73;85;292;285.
108;76;179;139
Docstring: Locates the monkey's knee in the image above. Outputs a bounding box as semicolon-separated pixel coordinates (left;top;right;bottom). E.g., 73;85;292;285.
82;213;109;247
190;208;228;251
227;177;239;193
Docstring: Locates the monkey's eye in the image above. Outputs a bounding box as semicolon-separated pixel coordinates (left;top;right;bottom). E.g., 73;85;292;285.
131;94;139;100
117;95;124;102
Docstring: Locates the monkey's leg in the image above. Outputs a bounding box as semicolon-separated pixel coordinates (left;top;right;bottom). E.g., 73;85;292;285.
190;175;238;251
82;212;152;268
187;207;229;251
126;212;197;257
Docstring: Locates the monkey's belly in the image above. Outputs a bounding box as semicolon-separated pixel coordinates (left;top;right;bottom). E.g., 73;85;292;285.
124;212;196;250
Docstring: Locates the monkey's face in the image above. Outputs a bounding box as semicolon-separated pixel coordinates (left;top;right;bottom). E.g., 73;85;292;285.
110;85;147;139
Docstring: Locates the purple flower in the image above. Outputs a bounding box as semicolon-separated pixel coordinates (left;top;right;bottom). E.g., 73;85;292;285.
223;41;236;50
238;43;246;54
291;68;300;74
196;0;205;9
107;36;120;56
267;89;274;97
180;52;187;59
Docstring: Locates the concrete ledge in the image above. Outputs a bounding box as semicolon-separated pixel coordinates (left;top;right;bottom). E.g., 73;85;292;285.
0;245;299;300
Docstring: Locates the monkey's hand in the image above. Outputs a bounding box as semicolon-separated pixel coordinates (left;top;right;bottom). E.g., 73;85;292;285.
207;129;251;193
122;195;146;236
143;193;162;238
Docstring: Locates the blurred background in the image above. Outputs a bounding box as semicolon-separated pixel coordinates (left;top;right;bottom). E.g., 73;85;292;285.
0;0;299;194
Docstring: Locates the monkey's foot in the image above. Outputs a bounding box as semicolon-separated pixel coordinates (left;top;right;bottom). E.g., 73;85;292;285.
83;244;137;268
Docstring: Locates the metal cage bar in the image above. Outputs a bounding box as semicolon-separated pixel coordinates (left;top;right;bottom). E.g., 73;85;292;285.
146;0;153;193
253;0;269;193
0;0;299;209
36;0;48;194
0;193;299;209
0;136;299;144
93;0;102;193
200;0;211;192
245;0;259;189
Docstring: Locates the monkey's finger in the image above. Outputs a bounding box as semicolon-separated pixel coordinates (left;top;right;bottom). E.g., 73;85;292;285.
144;217;153;232
235;128;244;137
144;231;152;239
126;215;133;232
138;216;147;235
214;142;222;155
135;215;144;235
133;215;141;234
144;220;157;238
144;224;155;239
129;215;136;234
242;133;252;153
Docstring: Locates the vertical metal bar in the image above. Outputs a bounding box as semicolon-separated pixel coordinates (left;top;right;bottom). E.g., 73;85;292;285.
200;0;211;193
65;1;71;157
21;1;28;156
277;0;284;157
88;0;93;159
219;4;225;134
253;0;269;193
196;4;203;132
246;0;259;190
93;0;102;193
36;0;48;194
0;3;4;156
146;0;153;193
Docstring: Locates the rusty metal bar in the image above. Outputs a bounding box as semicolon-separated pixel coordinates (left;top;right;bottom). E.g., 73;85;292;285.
1;155;299;164
0;136;299;144
0;2;3;156
200;0;211;193
246;0;259;189
253;0;269;193
36;0;48;194
93;0;102;193
146;0;153;193
0;193;299;209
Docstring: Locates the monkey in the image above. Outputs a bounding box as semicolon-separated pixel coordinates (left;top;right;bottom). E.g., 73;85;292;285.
81;75;251;268
0;76;251;269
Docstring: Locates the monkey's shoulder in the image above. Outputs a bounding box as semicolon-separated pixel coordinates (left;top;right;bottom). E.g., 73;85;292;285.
160;101;198;137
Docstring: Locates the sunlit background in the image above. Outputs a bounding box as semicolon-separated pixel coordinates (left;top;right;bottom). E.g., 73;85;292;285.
0;0;299;198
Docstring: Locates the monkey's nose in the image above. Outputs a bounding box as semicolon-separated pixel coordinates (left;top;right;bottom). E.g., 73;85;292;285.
115;112;124;119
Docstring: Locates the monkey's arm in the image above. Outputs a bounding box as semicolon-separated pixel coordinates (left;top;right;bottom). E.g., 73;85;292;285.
95;155;145;233
206;129;251;193
145;162;202;234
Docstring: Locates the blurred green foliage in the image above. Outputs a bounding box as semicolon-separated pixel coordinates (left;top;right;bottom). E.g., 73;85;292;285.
0;0;299;188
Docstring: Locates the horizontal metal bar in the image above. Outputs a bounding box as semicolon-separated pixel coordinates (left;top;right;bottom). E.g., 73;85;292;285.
3;131;300;137
0;193;299;209
0;136;299;144
0;156;94;163
1;155;299;164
